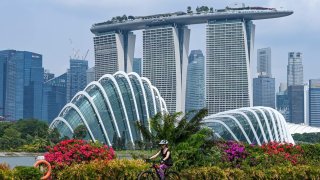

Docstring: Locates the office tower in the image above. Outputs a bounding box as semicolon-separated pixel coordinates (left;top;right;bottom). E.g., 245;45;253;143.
309;79;320;127
206;20;254;115
133;58;142;76
287;52;303;86
143;26;190;113
257;48;271;77
0;55;6;117
276;83;289;120
0;50;44;121
44;70;55;82
66;59;88;101
86;67;95;84
93;32;136;80
288;85;304;124
253;47;275;108
253;77;275;108
185;50;205;112
42;73;67;123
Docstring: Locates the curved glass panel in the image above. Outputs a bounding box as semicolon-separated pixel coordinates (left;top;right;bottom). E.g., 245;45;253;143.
143;81;155;116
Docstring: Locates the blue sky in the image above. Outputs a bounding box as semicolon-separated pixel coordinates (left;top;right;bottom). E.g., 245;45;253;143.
1;0;319;90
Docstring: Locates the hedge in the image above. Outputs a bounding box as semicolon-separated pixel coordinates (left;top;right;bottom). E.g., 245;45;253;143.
180;165;320;180
56;159;149;180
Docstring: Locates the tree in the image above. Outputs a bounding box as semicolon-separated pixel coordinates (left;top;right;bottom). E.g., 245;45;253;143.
187;6;192;14
48;128;60;144
13;119;48;139
73;125;87;139
136;108;208;148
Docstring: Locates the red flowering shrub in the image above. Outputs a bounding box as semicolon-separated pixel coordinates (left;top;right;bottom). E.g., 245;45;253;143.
44;139;115;170
260;142;303;165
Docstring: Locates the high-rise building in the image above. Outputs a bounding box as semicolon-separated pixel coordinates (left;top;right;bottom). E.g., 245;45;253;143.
42;73;67;123
93;32;136;80
257;48;271;77
276;83;289;121
0;55;6;117
309;79;320;127
0;50;44;121
253;76;275;108
206;20;254;115
253;47;275;108
185;50;205;112
67;59;88;101
143;26;190;113
133;58;142;76
44;69;55;82
288;85;304;124
86;67;95;84
287;52;303;86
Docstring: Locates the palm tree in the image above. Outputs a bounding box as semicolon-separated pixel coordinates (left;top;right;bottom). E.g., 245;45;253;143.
136;108;208;148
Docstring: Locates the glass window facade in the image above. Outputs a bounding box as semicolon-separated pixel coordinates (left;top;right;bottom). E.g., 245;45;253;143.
204;106;295;145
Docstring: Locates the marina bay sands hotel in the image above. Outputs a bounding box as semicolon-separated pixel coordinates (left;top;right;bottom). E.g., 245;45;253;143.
90;6;293;115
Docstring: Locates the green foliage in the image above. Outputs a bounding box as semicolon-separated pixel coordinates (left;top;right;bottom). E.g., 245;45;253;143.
181;165;320;180
56;159;149;180
301;143;320;165
13;166;42;180
13;119;49;139
173;128;221;171
293;132;320;143
136;108;208;149
73;124;87;139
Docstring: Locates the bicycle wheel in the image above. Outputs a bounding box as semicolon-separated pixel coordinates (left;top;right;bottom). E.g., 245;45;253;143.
138;170;156;180
165;171;180;180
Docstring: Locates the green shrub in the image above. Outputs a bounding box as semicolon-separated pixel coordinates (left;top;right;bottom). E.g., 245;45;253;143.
181;165;320;180
56;159;149;180
13;166;42;180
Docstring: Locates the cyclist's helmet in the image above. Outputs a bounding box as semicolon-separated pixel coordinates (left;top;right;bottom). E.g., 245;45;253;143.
159;140;168;145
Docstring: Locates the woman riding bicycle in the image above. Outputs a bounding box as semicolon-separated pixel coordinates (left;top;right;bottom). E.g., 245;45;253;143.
149;139;173;180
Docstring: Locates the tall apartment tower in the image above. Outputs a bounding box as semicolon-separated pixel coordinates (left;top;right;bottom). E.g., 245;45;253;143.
185;50;205;112
206;20;254;115
257;48;271;77
143;26;190;113
287;52;303;86
309;79;320;127
93;32;136;80
0;50;44;121
288;85;304;124
67;59;88;101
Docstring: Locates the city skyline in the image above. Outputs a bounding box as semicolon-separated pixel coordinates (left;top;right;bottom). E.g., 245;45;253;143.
1;0;319;90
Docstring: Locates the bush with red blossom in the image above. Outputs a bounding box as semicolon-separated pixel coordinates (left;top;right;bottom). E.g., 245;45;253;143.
44;139;115;170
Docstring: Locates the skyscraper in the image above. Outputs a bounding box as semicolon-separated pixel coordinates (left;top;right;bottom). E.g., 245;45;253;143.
206;20;254;115
276;83;289;120
143;26;190;113
93;32;136;80
257;48;271;77
253;77;275;108
42;73;67;123
0;50;44;120
0;55;6;117
287;52;303;86
67;59;88;101
253;48;275;108
185;50;205;112
133;58;142;76
86;67;95;84
309;79;320;127
288;85;304;124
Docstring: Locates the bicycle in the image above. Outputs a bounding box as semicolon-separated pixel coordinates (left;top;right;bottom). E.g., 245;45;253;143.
137;159;180;180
